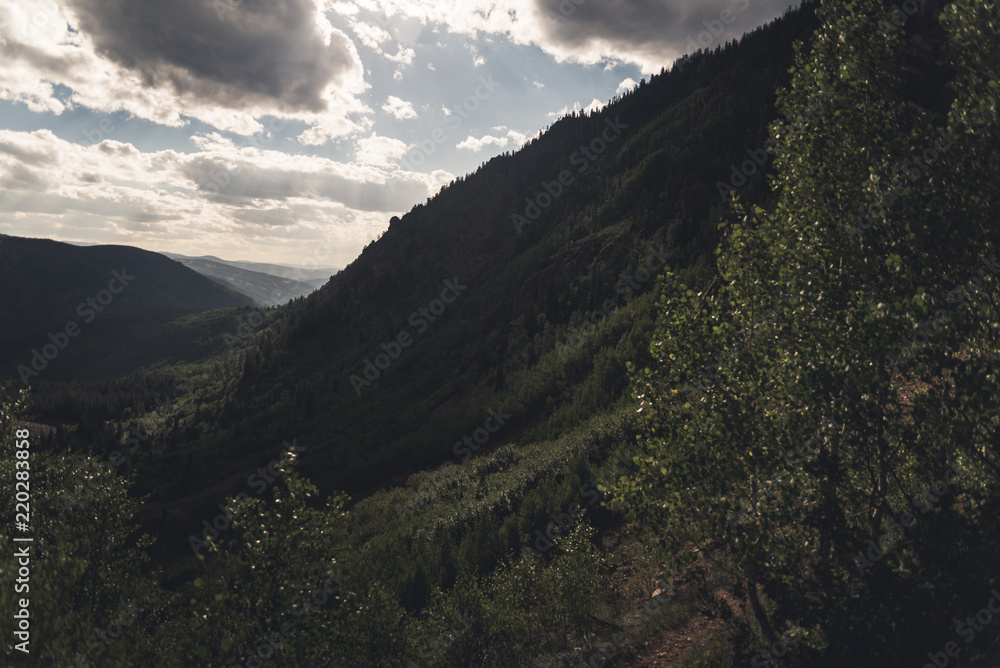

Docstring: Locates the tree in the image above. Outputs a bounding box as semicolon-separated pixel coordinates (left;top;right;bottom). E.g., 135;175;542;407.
0;381;164;664
616;0;1000;664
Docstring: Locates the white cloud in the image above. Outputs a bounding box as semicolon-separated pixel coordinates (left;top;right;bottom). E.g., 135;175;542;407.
585;98;604;114
355;133;408;167
0;128;451;265
456;127;527;153
350;20;394;50
547;101;582;119
616;78;638;95
506;129;527;147
328;1;426;48
456;134;507;152
384;45;416;65
381;95;418;120
468;43;485;68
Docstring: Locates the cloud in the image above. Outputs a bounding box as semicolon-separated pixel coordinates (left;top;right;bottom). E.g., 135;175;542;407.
384;45;416;65
467;43;486;67
0;0;371;141
616;77;638;95
456;127;526;152
584;98;603;114
329;1;426;47
506;128;527;147
0;128;452;265
355;133;409;166
381;95;418;120
64;0;353;112
546;100;582;119
456;134;506;152
373;0;798;72
350;19;394;51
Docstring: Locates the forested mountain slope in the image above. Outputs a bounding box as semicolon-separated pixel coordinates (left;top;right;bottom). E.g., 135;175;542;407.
7;0;999;665
91;4;821;515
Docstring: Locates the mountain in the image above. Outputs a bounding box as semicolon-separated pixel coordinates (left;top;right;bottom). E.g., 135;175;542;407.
12;1;1000;666
132;3;819;503
0;235;254;339
35;2;822;539
161;253;328;306
0;235;257;381
212;257;339;289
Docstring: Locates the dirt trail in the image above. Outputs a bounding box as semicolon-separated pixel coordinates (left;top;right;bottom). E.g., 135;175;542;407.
620;590;739;667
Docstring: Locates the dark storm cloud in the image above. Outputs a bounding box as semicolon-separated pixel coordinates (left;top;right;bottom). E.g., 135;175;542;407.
64;0;358;112
534;0;797;63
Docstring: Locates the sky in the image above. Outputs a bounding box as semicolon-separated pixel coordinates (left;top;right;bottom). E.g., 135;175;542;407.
0;0;799;268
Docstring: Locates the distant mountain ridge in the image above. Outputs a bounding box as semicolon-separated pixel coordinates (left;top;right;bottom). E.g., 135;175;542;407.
0;235;254;342
161;253;335;306
0;235;261;381
211;257;338;288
